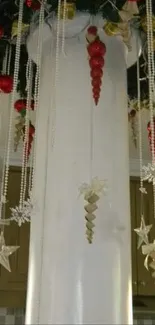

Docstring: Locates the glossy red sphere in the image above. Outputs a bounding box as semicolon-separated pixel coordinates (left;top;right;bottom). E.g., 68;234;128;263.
87;40;106;57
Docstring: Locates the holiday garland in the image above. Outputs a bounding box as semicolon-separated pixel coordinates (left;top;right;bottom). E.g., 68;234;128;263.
0;0;154;98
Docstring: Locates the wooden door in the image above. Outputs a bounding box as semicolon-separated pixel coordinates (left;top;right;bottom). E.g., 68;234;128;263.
0;167;30;307
135;179;155;296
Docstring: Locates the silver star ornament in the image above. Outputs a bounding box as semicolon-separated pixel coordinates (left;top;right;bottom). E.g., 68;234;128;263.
134;216;152;249
0;232;19;272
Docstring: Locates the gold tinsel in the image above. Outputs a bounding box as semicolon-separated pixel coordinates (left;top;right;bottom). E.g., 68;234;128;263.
14;116;25;152
60;2;76;20
84;193;99;244
141;16;155;33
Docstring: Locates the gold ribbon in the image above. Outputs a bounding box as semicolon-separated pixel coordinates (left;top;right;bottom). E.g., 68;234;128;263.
60;2;76;20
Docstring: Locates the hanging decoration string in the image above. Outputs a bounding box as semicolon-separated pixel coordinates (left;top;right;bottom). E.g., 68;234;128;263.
146;0;155;218
50;0;61;151
31;3;45;196
2;0;23;207
19;58;32;208
137;36;146;217
61;0;67;56
7;45;12;75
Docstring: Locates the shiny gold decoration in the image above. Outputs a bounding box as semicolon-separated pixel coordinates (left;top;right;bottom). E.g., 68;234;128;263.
80;177;107;244
14;116;25;152
103;22;120;36
104;21;131;50
141;16;155;33
11;20;29;39
60;2;76;20
84;193;99;244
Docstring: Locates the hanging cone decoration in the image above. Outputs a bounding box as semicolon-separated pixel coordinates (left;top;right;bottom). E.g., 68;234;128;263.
147;119;155;155
86;26;106;106
122;0;139;15
79;177;107;244
84;193;99;244
14;116;25;151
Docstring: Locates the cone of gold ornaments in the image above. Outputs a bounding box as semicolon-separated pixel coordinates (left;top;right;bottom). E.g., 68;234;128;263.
79;177;107;244
60;1;76;20
14;116;25;151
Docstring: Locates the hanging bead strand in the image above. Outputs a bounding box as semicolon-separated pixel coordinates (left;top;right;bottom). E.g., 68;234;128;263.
146;0;155;218
31;3;45;196
2;0;23;206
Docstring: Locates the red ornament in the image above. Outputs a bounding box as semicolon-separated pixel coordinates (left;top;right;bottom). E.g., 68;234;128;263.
87;40;106;57
0;75;13;93
92;77;102;87
23;123;35;159
0;26;4;39
87;26;98;36
87;27;106;105
91;68;103;78
25;0;41;10
89;56;104;69
14;99;35;113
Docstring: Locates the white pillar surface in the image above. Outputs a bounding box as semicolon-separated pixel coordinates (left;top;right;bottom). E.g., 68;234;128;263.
25;14;137;325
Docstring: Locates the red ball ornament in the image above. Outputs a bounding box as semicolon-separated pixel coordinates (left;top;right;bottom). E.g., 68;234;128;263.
89;56;105;69
29;125;35;135
0;26;4;39
25;0;41;10
87;40;106;57
14;99;26;112
0;75;13;93
87;26;98;36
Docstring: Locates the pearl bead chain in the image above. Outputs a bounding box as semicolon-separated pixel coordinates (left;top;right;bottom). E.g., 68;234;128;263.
2;0;23;205
146;0;155;217
31;3;44;196
19;58;32;208
61;0;67;55
50;0;61;151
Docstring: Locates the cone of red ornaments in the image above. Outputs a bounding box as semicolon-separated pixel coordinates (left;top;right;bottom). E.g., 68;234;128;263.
86;26;106;106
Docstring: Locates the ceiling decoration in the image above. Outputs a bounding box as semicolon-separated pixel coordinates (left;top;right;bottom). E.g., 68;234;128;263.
0;0;154;98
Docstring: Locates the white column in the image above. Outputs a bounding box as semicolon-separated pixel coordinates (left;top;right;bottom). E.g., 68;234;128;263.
26;14;139;325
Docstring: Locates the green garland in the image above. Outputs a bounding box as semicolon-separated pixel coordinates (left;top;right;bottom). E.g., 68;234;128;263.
0;0;154;98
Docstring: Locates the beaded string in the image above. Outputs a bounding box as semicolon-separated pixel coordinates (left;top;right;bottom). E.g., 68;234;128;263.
146;0;155;217
1;0;23;208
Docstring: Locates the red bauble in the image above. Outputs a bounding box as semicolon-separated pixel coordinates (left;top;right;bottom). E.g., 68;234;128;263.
14;99;35;112
87;40;106;57
0;75;13;93
25;0;41;10
87;26;98;36
89;56;104;69
29;125;35;135
14;99;26;112
91;68;103;78
0;26;4;38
